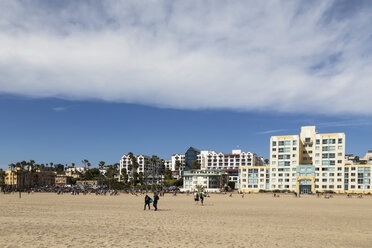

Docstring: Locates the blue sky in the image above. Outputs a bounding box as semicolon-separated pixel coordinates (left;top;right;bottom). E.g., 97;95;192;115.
1;1;372;168
1;95;371;169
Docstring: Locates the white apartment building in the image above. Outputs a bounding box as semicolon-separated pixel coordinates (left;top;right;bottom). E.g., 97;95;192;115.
170;154;185;179
182;170;229;192
196;149;262;189
119;154;162;184
164;160;172;171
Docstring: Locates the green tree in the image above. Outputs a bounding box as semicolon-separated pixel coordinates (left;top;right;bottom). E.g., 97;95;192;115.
191;160;201;170
82;159;89;168
84;168;100;180
162;169;173;180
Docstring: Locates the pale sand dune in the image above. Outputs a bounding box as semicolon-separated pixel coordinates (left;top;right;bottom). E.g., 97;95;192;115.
1;193;372;248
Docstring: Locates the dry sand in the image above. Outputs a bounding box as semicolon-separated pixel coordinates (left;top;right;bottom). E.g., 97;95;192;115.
1;193;372;248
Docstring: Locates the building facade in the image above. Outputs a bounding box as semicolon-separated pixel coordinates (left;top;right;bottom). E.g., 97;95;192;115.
197;149;263;189
265;126;372;194
182;170;229;192
119;154;162;184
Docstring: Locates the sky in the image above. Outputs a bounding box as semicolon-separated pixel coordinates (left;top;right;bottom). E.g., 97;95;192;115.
1;0;372;169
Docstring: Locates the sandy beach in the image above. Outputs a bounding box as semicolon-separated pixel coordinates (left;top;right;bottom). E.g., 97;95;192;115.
1;193;372;248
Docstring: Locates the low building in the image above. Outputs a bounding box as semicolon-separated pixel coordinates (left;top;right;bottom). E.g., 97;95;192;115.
182;170;229;192
65;167;87;179
239;165;270;192
55;173;72;186
76;180;98;187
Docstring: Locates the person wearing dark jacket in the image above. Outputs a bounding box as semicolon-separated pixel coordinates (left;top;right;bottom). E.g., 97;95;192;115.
144;194;151;210
153;193;160;211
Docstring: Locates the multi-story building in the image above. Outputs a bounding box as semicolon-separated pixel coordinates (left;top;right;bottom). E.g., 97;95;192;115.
65;167;87;179
5;169;19;186
182;170;229;192
197;149;263;189
239;165;270;192
269;126;350;193
170;154;185;179
119;154;162;184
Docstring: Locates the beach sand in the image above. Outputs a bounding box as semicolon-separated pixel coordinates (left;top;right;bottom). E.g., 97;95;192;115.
1;193;372;248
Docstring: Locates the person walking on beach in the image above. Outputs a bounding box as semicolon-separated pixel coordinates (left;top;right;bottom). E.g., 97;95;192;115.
200;191;204;206
144;194;151;210
194;191;199;205
153;192;159;211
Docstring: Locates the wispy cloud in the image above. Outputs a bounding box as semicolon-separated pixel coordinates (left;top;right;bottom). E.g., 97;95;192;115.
317;120;371;128
256;129;288;135
0;1;372;114
52;106;68;112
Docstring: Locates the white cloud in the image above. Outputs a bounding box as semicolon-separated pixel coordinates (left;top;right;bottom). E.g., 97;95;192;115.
0;0;372;114
52;106;68;112
256;129;288;135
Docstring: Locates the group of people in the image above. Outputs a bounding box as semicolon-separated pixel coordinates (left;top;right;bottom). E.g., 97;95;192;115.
144;192;160;211
194;191;206;205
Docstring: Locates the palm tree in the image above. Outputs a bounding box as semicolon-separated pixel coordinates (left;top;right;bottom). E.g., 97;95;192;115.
144;160;150;191
99;161;105;170
71;163;75;168
87;162;91;170
82;159;89;169
151;155;159;192
9;163;16;170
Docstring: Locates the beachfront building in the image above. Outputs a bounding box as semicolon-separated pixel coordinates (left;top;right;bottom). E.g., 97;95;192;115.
170;154;186;179
197;149;263;189
343;152;372;193
119;154;162;184
182;170;229;192
270;126;348;193
239;165;270;192
55;173;72;186
65;167;87;179
4;169;19;186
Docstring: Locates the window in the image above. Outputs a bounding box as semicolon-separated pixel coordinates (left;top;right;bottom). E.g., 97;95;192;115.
322;139;328;144
322;161;330;166
337;160;342;164
316;139;320;145
272;141;277;146
305;138;311;142
338;138;343;144
293;140;297;146
322;147;329;151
